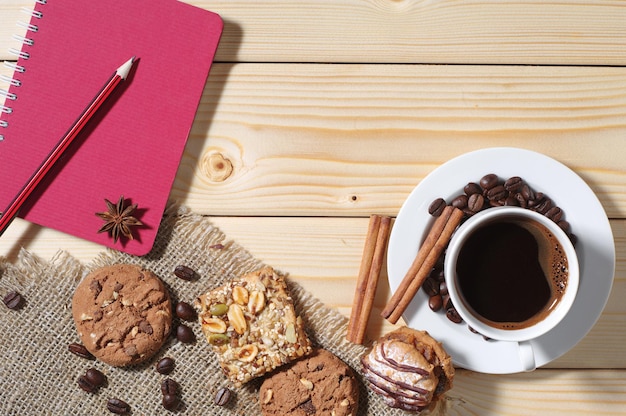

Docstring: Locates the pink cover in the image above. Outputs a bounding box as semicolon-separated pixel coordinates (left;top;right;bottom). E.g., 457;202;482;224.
0;0;223;255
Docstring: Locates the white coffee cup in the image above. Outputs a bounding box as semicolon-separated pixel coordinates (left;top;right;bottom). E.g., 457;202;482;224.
444;206;579;371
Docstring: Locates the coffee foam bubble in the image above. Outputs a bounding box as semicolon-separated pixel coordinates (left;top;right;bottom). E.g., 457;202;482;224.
519;220;569;298
495;219;568;330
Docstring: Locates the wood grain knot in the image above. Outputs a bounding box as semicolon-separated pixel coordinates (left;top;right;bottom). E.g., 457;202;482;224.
204;152;234;182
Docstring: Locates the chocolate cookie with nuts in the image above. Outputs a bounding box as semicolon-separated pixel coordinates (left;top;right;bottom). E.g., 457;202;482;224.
72;264;172;367
195;266;312;387
259;349;359;416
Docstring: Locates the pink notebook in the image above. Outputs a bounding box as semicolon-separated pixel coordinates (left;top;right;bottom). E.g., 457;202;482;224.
0;0;222;255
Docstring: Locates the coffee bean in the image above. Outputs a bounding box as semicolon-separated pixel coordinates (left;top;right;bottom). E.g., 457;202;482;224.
174;265;197;281
176;324;195;343
156;357;175;375
77;375;97;393
528;191;545;208
85;368;106;387
486;184;506;201
546;206;563;222
504;176;523;192
175;301;197;321
446;308;463;324
106;398;130;414
439;281;448;297
464;182;482;196
504;196;519;206
214;386;233;406
162;394;180;411
422;277;439;297
557;220;571;233
521;184;535;201
428;295;443;312
479;173;499;190
535;198;554;215
467;193;484;212
436;268;445;282
451;194;468;210
161;378;179;396
3;290;23;310
515;192;528;208
428;198;447;217
68;343;95;360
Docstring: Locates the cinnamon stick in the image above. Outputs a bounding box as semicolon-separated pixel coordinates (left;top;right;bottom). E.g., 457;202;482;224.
381;206;463;324
347;214;392;344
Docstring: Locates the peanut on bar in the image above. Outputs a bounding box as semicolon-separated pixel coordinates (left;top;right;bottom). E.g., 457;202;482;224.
195;266;312;387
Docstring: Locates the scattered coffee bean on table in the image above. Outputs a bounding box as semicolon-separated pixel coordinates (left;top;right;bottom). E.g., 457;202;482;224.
68;343;95;360
77;368;106;393
175;301;197;321
156;357;175;374
77;375;98;393
85;368;106;387
160;378;180;411
161;378;178;396
162;393;180;411
106;398;130;414
176;323;195;343
174;265;197;281
3;290;24;310
214;386;232;406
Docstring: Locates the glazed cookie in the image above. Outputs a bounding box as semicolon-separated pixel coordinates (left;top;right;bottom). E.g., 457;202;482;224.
361;327;454;412
259;349;358;416
72;264;172;366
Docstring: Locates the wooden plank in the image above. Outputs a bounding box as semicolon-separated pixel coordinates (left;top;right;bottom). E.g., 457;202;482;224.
173;63;626;218
2;1;626;65
3;63;626;217
1;216;623;369
448;369;626;415
3;66;625;219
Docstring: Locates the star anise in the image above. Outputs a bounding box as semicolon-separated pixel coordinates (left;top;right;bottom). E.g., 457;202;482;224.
95;196;143;243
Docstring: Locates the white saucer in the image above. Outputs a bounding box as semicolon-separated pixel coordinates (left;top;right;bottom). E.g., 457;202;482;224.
387;147;615;374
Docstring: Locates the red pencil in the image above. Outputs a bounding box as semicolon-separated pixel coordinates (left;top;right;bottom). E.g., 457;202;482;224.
0;56;135;236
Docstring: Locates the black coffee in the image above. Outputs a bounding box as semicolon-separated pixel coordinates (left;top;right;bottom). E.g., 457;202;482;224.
455;219;568;330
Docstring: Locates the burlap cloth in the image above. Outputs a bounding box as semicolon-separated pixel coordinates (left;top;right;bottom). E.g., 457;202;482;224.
0;204;450;415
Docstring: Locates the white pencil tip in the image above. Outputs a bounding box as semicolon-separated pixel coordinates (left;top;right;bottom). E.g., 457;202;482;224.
117;56;136;80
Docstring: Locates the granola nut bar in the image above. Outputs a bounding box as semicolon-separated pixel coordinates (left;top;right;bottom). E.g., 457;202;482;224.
195;266;312;387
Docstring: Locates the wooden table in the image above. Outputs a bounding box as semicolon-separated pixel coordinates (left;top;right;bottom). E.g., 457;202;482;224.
1;1;625;414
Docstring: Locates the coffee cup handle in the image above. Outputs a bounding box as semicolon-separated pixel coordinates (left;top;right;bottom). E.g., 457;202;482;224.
518;341;536;371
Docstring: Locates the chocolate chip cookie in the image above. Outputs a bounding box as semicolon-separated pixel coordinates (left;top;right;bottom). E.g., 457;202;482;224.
72;264;172;366
259;349;358;416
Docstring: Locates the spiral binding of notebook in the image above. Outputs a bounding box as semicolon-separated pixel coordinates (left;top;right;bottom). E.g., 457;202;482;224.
0;0;47;141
